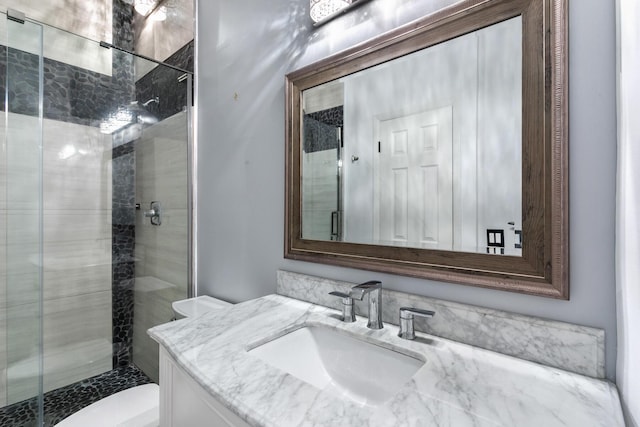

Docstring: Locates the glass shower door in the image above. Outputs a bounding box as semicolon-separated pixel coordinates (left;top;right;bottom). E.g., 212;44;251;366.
2;15;45;423
130;65;192;383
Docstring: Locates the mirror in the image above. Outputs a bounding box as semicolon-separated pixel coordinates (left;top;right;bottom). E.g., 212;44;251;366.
285;0;568;298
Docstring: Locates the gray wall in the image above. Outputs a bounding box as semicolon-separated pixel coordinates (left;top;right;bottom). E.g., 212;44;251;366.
196;0;618;380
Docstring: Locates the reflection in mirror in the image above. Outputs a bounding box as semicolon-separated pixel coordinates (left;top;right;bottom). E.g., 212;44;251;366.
301;17;522;256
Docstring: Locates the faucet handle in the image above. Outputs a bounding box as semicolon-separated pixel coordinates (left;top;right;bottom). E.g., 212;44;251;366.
329;291;351;303
329;291;356;323
398;307;435;340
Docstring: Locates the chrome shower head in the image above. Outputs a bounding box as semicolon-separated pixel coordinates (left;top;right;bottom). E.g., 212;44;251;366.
142;96;159;107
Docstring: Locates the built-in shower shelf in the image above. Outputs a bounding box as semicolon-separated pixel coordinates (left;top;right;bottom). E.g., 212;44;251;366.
134;276;177;293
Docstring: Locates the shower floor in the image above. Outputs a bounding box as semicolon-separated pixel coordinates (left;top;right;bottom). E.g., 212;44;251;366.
0;364;153;427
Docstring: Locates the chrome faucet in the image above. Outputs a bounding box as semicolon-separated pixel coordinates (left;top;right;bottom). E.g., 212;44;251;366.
350;280;383;329
328;291;356;323
398;307;435;340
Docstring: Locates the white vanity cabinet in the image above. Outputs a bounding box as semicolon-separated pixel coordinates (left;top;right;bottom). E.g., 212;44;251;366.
159;347;251;427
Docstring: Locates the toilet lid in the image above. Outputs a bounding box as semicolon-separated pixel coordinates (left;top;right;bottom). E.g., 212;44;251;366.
172;295;233;318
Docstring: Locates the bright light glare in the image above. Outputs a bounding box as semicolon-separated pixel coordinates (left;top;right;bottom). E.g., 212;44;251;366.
150;6;167;22
310;0;351;23
134;0;156;16
58;145;76;160
100;110;134;134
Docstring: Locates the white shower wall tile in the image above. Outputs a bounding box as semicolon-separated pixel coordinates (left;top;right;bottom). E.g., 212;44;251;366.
4;291;112;404
132;277;182;384
43;265;111;301
276;270;606;378
134;0;194;80
4;209;40;306
135;208;188;286
2;115;112;211
132;114;189;381
42;236;112;301
134;114;188;209
5;302;41;404
0;126;5;211
0;307;6;407
0;210;5;310
4;116;42;211
42;119;112;211
3;272;40;308
42;291;112;392
0;0;113;53
43;210;112;243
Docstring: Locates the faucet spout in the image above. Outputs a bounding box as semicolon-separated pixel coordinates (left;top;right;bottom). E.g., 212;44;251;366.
350;280;383;329
350;280;382;299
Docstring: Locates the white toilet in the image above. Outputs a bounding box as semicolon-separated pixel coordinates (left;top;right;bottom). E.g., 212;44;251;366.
55;295;232;427
54;384;160;427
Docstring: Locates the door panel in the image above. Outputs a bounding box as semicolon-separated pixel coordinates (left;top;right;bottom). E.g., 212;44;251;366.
376;107;453;249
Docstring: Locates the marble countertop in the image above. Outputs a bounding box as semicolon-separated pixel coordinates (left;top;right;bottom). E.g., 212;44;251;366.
149;295;623;427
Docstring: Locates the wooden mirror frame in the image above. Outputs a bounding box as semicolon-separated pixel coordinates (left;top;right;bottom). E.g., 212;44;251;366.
285;0;568;298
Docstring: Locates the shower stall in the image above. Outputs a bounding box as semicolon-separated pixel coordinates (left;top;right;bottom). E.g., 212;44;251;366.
0;7;193;426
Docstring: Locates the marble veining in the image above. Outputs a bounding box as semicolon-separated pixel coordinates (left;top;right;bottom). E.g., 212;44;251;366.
149;294;623;427
277;270;605;378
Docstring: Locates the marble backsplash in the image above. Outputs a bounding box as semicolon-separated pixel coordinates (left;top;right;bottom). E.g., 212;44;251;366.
276;270;605;378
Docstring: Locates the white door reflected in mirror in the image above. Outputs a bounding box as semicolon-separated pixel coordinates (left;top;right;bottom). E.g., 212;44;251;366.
374;107;453;250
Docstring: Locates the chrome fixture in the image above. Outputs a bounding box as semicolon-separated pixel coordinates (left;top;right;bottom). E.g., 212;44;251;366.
127;100;159;125
398;307;435;340
7;8;25;24
143;201;162;226
350;280;383;329
328;291;355;322
141;96;159;107
99;98;159;134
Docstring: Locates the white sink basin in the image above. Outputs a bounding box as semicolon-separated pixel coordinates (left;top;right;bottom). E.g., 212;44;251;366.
248;326;424;406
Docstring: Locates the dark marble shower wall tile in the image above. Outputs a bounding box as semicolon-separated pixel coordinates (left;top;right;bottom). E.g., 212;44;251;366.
135;40;194;122
112;144;137;226
6;48;40;117
165;39;194;73
306;106;344;127
112;141;136;368
110;0;138;371
113;0;135;51
45;57;117;127
0;46;139;127
0;45;5;103
112;279;135;367
303;106;344;153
